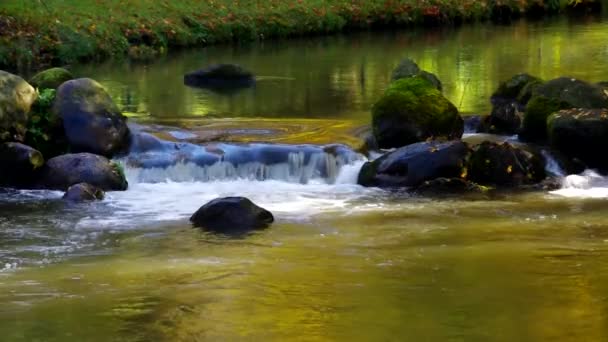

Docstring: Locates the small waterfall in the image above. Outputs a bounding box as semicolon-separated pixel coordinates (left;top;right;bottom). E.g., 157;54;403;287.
122;133;366;185
551;170;608;198
540;149;566;177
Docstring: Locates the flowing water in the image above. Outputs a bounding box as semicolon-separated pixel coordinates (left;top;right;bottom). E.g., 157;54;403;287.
2;15;608;341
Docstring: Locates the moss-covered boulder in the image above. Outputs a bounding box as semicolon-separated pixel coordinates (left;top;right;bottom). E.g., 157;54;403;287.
467;141;545;186
0;142;44;188
53;78;130;157
521;77;608;141
38;153;128;191
29;68;74;90
391;58;442;90
482;73;542;134
24;88;69;159
0;70;38;142
547;108;608;172
358;140;470;188
372;76;463;149
63;183;105;202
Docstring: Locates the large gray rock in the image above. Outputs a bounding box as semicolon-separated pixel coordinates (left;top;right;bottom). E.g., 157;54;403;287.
358;140;470;188
38;153;128;191
0;70;37;142
53;78;130;157
190;197;274;234
0;142;44;187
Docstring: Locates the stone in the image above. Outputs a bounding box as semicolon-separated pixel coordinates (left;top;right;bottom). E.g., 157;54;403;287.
53;78;130;157
372;76;463;149
190;197;274;234
0;70;37;142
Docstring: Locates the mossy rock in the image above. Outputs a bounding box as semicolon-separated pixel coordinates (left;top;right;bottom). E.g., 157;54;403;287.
391;58;442;90
414;177;491;196
547;108;608;172
467;141;545;187
516;79;544;105
29;68;74;90
521;77;608;141
63;183;105;202
492;73;541;100
0;70;37;142
372;76;463;149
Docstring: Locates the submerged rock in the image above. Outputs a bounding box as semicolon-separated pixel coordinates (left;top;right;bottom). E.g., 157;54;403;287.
521;77;608;141
372;76;463;149
0;70;38;142
467;141;545;187
391;58;442;90
547;108;608;172
184;64;255;90
190;197;274;234
29;68;74;90
0;142;44;187
53;78;130;157
38;153;128;191
63;183;105;201
358;140;469;188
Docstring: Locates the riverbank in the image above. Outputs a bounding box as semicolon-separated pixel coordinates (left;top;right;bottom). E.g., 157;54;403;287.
0;0;602;71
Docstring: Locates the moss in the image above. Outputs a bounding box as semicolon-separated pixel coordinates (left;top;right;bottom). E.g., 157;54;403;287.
372;76;461;148
29;68;74;90
521;96;565;141
516;79;544;105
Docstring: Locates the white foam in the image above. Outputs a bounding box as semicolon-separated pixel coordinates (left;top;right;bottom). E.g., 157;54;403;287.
551;170;608;198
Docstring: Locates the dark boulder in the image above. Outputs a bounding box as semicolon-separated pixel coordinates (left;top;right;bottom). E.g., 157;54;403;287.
467;141;545;187
53;78;130;157
0;142;44;187
521;77;608;141
391;58;442;90
62;183;105;201
0;70;37;142
492;73;541;101
29;68;74;90
547;108;608;172
483;73;542;134
184;64;255;90
358;140;470;188
38;153;128;191
372;76;463;149
190;197;274;234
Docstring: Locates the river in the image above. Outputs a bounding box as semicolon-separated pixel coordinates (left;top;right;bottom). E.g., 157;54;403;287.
1;15;608;341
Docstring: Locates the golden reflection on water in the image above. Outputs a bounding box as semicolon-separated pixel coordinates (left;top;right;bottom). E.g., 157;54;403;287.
1;194;608;341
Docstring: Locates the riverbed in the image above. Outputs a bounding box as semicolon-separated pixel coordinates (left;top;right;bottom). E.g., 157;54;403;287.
2;15;608;341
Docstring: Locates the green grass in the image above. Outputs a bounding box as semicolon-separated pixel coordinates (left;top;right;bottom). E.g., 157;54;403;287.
0;0;600;70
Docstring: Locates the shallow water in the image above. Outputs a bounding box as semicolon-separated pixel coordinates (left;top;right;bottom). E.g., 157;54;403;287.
3;14;608;341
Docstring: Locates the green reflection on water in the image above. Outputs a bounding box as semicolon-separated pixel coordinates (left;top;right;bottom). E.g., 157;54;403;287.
74;15;608;122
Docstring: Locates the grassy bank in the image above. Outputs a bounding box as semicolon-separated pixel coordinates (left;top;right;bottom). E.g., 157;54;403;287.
0;0;602;71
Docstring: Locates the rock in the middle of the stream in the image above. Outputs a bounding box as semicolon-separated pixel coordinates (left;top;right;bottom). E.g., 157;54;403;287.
62;183;105;202
358;140;469;188
372;76;463;149
190;197;274;234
